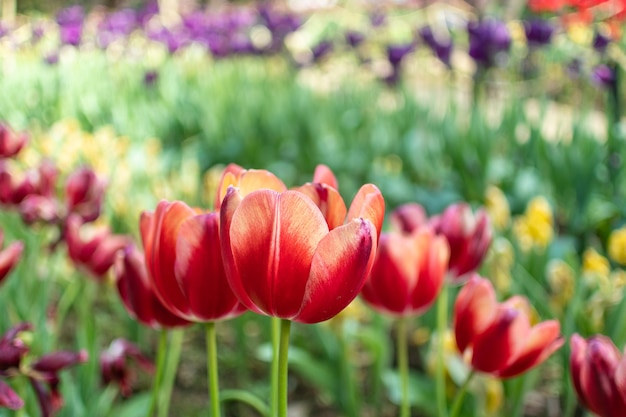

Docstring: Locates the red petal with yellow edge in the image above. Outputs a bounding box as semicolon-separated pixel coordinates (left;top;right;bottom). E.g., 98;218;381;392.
297;218;375;323
215;164;245;210
360;233;415;316
294;183;347;230
453;275;498;352
496;320;563;378
471;307;528;374
228;190;327;318
409;231;449;315
149;201;196;317
175;213;245;321
312;164;339;189
346;184;385;242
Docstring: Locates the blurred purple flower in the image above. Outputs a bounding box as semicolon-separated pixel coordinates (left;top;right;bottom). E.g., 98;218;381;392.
32;24;44;43
523;19;554;46
345;30;365;48
593;31;611;54
258;6;301;39
419;26;453;67
370;10;386;27
311;40;333;62
56;5;84;27
591;64;616;88
44;52;59;66
387;43;414;67
137;0;159;26
144;70;158;87
97;8;137;47
567;58;582;79
0;23;8;39
59;25;82;46
468;19;511;68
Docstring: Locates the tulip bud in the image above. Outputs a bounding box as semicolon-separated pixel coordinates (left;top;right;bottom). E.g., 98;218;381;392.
31;350;88;374
0;124;28;159
19;195;60;225
0;380;23;410
0;231;23;287
100;338;154;396
64;167;106;223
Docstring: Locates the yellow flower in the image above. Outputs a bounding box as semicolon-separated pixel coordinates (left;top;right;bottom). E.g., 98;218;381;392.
608;227;626;265
583;248;611;278
513;196;553;252
546;259;575;314
484;186;510;230
484;237;514;294
482;376;504;415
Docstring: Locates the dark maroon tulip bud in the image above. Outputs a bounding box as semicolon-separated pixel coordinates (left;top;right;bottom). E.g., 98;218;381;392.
0;379;23;410
114;245;191;329
0;123;28;159
387;43;414;67
593;31;611;54
390;203;428;234
0;231;23;286
523;19;555;46
64;167;106;223
431;202;492;283
32;350;88;375
0;323;32;372
100;338;154;396
468;19;511;68
37;160;59;198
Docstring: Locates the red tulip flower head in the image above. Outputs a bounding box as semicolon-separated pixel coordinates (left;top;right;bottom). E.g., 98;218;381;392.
0;123;28;159
361;204;449;317
141;200;246;322
453;275;563;378
0;230;23;287
570;334;626;416
100;338;154;397
64;166;106;223
114;244;191;329
220;167;385;323
431;202;492;283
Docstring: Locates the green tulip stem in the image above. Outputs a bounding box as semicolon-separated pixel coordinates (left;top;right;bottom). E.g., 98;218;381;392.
206;322;221;417
270;316;281;417
396;317;410;417
449;370;475;417
277;319;292;417
436;285;449;417
158;328;184;417
146;329;168;417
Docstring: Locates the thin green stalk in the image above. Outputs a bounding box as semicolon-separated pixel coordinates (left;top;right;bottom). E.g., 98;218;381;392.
206;322;221;417
449;371;475;417
277;319;292;417
270;316;280;417
436;285;449;417
221;389;270;417
158;328;185;417
396;317;410;417
337;322;359;417
146;329;168;417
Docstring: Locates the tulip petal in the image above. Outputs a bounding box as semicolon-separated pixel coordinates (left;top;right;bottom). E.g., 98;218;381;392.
297;218;375;323
217;168;287;209
390;203;427;234
496;320;563;378
410;231;449;315
570;334;592;410
580;336;622;417
148;201;196;316
0;379;23;410
294;183;347;230
346;184;385;242
215;163;244;209
312;164;339;189
453;275;498;352
0;240;23;283
470;306;528;374
175;213;244;321
228;190;327;318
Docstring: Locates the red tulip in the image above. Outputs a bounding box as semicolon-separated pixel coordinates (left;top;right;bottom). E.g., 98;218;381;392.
453;275;563;378
390;203;428;234
0;230;23;287
65;215;130;281
431;203;492;282
114;244;190;329
64;166;106;223
0;123;28;159
220;169;385;323
570;334;626;416
141;200;246;322
361;222;449;317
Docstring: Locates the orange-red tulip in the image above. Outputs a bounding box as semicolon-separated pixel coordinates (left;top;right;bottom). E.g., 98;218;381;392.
361;206;449;317
453;275;563;378
114;244;190;329
220;168;385;323
570;334;626;417
141;200;246;322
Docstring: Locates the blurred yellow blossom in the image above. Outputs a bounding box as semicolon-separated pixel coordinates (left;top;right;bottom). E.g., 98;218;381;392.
484;186;510;230
482;376;504;416
583;248;611;278
546;259;575;315
484;237;514;294
513;196;553;252
608;227;626;265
